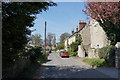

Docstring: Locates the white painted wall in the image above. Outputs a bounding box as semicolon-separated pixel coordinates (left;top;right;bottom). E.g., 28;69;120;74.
78;45;85;58
64;39;68;50
68;36;76;45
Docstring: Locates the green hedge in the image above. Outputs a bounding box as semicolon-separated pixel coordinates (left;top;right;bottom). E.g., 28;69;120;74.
27;47;49;64
83;58;106;67
68;49;77;56
56;43;64;50
98;45;116;67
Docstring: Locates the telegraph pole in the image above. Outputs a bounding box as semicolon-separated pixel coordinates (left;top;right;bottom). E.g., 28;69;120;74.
44;21;47;54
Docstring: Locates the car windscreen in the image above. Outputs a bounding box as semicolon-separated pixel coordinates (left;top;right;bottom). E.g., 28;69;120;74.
63;52;68;53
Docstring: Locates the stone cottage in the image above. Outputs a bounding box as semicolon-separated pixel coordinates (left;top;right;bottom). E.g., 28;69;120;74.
64;20;86;51
78;18;110;58
64;18;110;58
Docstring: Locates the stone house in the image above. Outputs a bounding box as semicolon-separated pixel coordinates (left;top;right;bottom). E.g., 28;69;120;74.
46;45;51;51
78;18;110;58
64;18;110;58
64;20;86;51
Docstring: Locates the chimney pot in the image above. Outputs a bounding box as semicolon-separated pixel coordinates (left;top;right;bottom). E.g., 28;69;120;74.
76;26;78;32
79;20;86;30
72;30;74;34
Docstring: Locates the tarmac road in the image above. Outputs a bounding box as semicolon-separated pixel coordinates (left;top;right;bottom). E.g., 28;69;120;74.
32;53;115;79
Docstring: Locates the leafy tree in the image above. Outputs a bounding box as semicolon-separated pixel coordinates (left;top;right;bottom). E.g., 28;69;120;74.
56;43;64;50
2;2;57;68
69;34;82;56
75;34;82;45
70;42;78;52
60;32;70;43
98;45;116;67
29;34;43;47
83;2;120;45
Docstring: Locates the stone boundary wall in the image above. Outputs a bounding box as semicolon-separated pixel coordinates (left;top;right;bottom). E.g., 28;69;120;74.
115;42;120;69
2;56;31;78
115;48;120;69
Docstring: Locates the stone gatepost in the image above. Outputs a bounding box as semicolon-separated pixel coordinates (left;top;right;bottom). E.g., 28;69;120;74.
78;45;85;58
115;42;120;69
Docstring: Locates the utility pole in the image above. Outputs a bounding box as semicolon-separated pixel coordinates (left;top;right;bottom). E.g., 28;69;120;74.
44;21;47;54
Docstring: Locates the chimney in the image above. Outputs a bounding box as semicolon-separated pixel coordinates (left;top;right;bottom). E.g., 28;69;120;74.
79;20;86;30
76;26;78;32
72;30;74;35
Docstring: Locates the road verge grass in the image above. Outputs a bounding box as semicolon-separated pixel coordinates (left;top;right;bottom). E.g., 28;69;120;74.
83;58;106;67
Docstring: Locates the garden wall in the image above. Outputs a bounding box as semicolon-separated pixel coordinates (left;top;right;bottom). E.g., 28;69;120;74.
115;42;120;69
2;56;31;78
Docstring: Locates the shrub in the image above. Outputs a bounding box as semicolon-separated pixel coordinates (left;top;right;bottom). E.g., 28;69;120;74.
98;45;116;67
68;35;82;56
83;58;106;67
70;42;78;52
27;47;49;63
68;49;77;56
35;58;44;65
52;49;57;51
56;43;64;50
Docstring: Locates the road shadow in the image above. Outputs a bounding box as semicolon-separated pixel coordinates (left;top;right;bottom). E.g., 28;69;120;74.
31;65;118;80
45;59;52;62
94;67;119;78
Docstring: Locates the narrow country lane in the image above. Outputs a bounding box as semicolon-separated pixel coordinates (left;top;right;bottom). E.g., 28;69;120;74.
31;53;113;79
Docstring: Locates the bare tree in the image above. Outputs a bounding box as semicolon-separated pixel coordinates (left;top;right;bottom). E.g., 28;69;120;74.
30;34;43;47
46;33;56;50
60;32;70;43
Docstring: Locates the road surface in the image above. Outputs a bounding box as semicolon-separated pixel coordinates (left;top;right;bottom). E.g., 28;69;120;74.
32;53;114;79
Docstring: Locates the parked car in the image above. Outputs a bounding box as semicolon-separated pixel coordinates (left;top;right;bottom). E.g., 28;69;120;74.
60;51;69;58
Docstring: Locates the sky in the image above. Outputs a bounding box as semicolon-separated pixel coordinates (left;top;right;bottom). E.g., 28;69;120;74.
30;2;89;43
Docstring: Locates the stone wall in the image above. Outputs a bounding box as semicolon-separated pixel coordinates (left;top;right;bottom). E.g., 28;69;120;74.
79;25;91;46
78;45;85;57
89;19;110;49
88;48;99;58
77;25;91;58
64;39;68;51
115;42;120;69
2;56;31;78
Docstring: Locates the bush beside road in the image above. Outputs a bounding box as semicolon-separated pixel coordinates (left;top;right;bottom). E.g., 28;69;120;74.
83;58;106;67
17;47;49;78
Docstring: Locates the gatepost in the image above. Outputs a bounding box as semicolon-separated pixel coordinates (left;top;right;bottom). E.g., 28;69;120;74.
115;42;120;69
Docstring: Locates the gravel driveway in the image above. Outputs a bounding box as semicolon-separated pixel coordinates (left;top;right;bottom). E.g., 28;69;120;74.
31;53;115;79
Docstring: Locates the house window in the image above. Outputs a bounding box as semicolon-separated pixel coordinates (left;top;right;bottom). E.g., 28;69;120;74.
97;44;99;48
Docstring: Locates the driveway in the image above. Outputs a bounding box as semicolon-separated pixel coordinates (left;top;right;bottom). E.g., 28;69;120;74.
31;53;117;79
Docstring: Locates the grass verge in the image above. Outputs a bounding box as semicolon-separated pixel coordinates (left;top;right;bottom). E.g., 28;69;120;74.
83;58;106;67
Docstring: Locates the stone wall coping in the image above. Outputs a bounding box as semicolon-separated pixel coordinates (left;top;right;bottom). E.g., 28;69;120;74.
115;42;120;48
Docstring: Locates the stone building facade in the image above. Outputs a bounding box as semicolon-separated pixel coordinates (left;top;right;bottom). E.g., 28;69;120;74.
78;18;110;58
89;18;110;49
65;18;110;58
78;24;91;58
64;21;86;51
64;32;76;51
